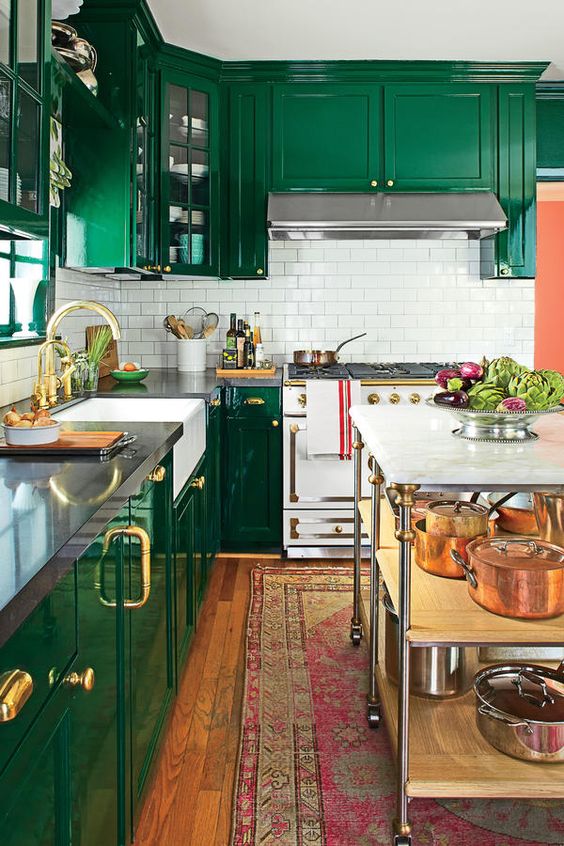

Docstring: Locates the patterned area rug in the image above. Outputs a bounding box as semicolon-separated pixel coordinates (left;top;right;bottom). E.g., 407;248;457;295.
231;567;564;846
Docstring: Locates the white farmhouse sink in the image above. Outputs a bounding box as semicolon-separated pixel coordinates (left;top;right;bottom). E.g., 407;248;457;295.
55;398;205;499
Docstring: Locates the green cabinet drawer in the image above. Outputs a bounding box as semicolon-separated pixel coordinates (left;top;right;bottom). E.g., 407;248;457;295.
224;386;281;419
0;565;77;773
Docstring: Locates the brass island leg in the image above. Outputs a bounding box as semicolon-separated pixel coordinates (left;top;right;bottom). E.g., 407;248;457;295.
389;482;419;846
350;429;364;646
367;459;384;727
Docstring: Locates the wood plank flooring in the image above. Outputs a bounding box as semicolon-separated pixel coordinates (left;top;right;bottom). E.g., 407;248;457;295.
136;555;348;846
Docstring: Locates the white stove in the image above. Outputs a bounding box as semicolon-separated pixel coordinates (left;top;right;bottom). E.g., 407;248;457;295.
282;361;447;557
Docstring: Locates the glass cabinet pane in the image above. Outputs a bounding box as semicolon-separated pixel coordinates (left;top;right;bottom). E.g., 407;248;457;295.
169;84;189;144
169;144;189;205
168;210;208;267
190;90;208;147
17;0;38;90
16;87;40;212
0;0;11;67
191;148;209;206
0;74;11;202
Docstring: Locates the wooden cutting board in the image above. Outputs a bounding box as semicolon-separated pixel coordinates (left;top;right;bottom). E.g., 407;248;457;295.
0;430;126;456
215;367;277;378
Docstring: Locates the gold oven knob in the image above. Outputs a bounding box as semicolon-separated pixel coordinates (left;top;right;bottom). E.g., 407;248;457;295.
64;668;95;692
409;393;421;405
388;393;401;404
334;525;343;534
297;393;306;408
368;393;380;405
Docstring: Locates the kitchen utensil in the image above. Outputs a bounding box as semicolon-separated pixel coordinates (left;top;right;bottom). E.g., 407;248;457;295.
293;333;367;368
177;338;207;373
383;589;477;698
182;306;207;338
414;519;487;579
450;537;564;619
487;491;538;535
425;499;489;538
175;318;192;339
2;420;61;446
426;396;563;443
163;315;184;339
474;662;564;762
533;493;564;547
202;312;219;339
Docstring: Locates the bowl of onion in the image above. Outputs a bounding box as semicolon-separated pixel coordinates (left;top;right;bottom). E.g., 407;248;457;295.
2;407;61;446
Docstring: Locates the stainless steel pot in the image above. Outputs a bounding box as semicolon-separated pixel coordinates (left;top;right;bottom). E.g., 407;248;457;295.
474;662;564;763
383;590;477;699
534;493;564;547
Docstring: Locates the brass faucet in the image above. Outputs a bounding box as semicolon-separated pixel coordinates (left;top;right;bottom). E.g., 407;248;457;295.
35;300;121;408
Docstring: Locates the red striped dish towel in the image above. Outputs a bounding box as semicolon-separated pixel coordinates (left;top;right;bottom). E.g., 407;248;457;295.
306;380;362;460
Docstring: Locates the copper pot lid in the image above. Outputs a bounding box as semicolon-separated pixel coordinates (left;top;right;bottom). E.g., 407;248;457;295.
426;500;488;518
475;663;564;724
468;536;564;571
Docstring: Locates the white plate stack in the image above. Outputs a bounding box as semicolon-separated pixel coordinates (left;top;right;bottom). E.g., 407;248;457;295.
0;168;21;203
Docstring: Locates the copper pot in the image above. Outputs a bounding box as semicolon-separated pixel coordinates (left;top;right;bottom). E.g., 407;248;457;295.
426;500;489;538
293;333;366;367
451;537;564;619
487;492;538;535
414;519;486;579
533;493;564;547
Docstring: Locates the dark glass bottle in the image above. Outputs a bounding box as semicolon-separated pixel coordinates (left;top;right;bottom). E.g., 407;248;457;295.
226;313;237;350
236;319;245;368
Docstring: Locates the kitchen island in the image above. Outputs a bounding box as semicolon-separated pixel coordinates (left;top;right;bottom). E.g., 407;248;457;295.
349;402;564;846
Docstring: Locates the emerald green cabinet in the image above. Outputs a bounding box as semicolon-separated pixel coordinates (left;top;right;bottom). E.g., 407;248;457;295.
206;396;222;565
383;84;494;190
223;83;269;278
160;69;219;275
134;39;158;270
272;84;381;191
222;387;282;548
0;0;50;237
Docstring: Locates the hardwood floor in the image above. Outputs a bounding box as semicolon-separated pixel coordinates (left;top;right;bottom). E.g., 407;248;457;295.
136;555;346;846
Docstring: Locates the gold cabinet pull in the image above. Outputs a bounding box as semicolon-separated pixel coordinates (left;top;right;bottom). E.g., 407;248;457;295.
368;392;380;405
256;267;264;275
210;397;221;407
191;475;205;490
409;393;421;405
386;179;394;187
98;526;151;609
297;393;307;408
388;392;401;404
244;397;265;405
272;419;279;427
163;265;172;273
0;670;33;722
500;267;510;276
370;179;378;187
147;464;166;483
64;668;95;692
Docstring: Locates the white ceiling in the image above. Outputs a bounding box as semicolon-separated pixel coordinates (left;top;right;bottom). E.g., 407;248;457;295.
148;0;563;79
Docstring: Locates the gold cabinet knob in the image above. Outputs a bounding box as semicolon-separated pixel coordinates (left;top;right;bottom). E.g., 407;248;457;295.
409;393;421;405
163;265;172;273
257;267;264;275
368;393;380;405
147;464;166;483
386;179;394;187
500;267;509;276
389;392;401;404
64;668;95;692
272;419;279;427
0;670;33;722
370;179;378;187
297;393;307;408
334;525;343;534
190;475;205;490
210;397;221;407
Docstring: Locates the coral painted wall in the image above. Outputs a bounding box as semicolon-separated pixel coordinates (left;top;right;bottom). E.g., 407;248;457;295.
535;184;564;370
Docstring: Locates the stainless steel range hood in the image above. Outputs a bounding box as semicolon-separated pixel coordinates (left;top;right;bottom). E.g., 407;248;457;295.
267;192;507;241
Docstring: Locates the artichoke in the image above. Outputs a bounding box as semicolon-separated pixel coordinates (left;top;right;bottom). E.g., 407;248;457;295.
467;382;506;411
485;356;529;390
538;369;564;406
506;372;553;410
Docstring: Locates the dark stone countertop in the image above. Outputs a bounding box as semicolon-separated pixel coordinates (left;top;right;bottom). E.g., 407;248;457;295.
0;420;182;647
96;367;282;399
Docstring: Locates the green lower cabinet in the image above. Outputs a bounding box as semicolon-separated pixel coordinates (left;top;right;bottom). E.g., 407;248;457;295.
222;403;282;548
206;397;222;566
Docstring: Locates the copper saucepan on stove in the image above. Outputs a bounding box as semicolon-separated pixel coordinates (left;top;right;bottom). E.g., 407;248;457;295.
293;333;367;368
451;536;564;619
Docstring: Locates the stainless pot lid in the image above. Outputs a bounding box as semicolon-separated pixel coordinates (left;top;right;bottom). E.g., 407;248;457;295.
475;663;564;725
467;536;564;571
426;500;488;518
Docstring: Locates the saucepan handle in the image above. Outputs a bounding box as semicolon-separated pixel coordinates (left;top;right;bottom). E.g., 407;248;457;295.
450;550;478;589
478;704;533;735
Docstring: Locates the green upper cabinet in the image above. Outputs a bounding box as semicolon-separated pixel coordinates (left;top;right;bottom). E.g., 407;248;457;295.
133;38;158;270
481;84;536;279
160;68;219;275
222;83;269;278
383;84;494;190
272;84;382;191
537;85;564;180
0;0;50;237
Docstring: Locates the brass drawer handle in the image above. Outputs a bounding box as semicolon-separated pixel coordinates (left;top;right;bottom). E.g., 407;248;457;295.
147;464;166;483
64;668;95;692
244;397;265;405
210;397;221;407
191;475;205;490
0;670;33;722
98;526;151;609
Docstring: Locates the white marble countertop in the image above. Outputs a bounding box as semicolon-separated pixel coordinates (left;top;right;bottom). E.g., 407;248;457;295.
350;404;564;491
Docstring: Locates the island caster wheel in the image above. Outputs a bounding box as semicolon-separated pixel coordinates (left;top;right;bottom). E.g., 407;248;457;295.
393;836;411;846
367;702;381;728
350;622;362;646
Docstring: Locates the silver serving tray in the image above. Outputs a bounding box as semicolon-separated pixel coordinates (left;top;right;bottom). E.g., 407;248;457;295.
426;397;564;442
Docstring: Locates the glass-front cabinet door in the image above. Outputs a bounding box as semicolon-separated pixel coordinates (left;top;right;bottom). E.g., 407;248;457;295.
160;70;218;276
134;36;157;271
0;0;49;236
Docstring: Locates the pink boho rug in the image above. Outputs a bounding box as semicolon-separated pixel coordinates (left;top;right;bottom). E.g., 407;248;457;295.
231;567;564;846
